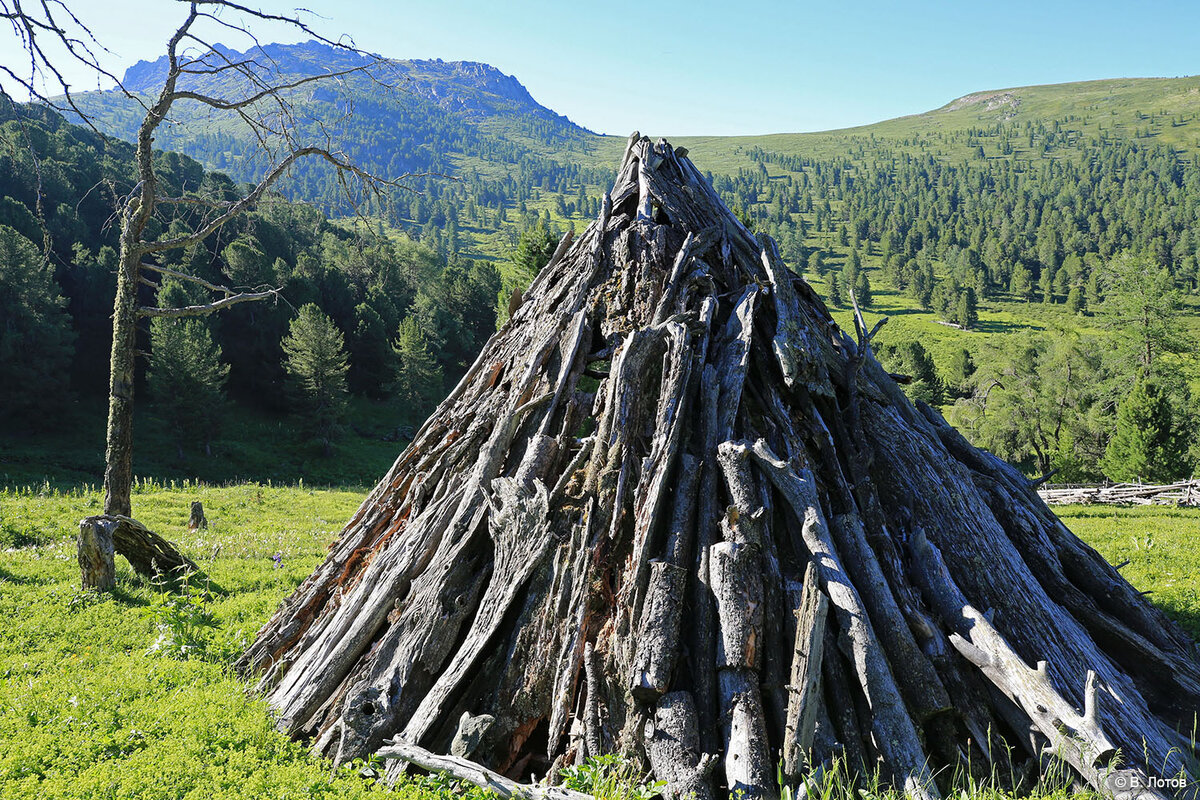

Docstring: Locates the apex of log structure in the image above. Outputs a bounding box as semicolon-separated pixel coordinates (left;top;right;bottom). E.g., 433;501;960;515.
239;136;1200;800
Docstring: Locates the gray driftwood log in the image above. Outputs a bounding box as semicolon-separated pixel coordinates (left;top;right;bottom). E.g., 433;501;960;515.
238;135;1200;800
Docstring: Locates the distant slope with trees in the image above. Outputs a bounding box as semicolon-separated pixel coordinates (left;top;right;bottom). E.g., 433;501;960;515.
11;58;1200;485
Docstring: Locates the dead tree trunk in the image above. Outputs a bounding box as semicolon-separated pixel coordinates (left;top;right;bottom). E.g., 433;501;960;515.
239;135;1200;800
78;514;197;581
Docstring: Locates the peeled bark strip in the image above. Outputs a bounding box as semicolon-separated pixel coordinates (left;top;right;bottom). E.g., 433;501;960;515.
241;136;1200;800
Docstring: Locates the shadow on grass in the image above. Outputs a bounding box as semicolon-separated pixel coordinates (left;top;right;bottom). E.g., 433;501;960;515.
0;564;51;586
1162;603;1200;643
109;584;152;607
971;317;1045;334
110;568;228;603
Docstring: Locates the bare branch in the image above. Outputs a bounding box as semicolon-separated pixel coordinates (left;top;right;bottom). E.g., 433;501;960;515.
170;65;368;111
140;262;237;296
0;0;144;129
138;288;280;319
144;146;415;254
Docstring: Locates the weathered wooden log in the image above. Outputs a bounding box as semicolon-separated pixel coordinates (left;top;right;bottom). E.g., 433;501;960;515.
241;134;1199;800
908;529;1171;800
742;440;938;800
644;692;717;800
781;562;828;785
78;517;116;591
710;540;763;670
79;513;197;579
718;668;775;800
630;561;687;702
379;739;591;800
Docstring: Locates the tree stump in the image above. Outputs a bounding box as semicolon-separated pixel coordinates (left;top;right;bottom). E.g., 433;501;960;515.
188;501;207;531
77;517;116;592
239;135;1200;800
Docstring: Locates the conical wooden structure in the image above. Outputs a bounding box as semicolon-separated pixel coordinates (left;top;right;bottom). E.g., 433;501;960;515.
239;135;1200;800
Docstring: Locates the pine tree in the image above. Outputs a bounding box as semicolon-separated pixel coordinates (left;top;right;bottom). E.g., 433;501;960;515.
945;347;975;398
282;304;350;456
498;220;558;325
1101;376;1191;483
148;279;229;457
1010;264;1033;300
348;302;393;397
1067;284;1086;314
824;271;843;307
845;248;861;287
853;269;873;308
0;225;74;423
392;316;443;422
956;287;978;329
1099;252;1186;376
879;340;944;407
807;249;825;278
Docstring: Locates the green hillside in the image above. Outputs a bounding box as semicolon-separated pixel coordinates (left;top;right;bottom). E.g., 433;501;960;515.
678;76;1200;162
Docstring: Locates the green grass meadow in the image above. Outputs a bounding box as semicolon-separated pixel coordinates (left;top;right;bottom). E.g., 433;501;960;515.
0;482;1197;799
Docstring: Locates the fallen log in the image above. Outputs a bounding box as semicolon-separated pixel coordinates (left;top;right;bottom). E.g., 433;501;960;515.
78;514;197;582
378;739;592;800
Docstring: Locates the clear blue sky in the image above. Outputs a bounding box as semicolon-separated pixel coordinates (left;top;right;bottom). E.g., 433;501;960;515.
5;0;1200;136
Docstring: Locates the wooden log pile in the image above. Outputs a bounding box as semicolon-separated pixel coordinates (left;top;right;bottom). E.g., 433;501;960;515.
1038;480;1200;506
237;135;1200;800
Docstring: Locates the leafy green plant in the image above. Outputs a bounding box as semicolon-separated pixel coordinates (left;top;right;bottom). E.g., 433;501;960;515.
559;754;666;800
145;570;216;660
407;769;498;800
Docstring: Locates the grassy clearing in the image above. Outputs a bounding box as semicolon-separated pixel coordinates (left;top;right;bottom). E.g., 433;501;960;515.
0;483;395;800
1057;504;1200;639
0;483;1196;799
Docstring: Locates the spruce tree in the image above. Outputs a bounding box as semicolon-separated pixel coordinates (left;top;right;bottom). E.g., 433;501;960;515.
282;304;350;456
148;279;229;458
392;316;443;422
1101;376;1191;483
825;271;843;307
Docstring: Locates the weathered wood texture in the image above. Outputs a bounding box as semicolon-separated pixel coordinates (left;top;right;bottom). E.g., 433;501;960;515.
378;739;592;800
78;517;117;591
239;136;1200;800
78;513;197;581
188;501;207;530
1038;480;1200;506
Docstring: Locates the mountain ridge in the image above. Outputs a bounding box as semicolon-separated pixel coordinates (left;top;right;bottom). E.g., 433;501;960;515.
118;39;593;133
